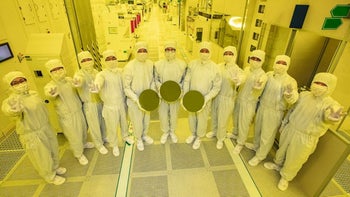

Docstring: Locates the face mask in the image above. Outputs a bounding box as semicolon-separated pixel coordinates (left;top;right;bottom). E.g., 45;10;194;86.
310;83;328;97
136;53;148;62
250;60;262;69
200;53;210;62
105;60;118;69
223;55;233;63
273;63;288;75
51;69;66;81
165;52;176;60
81;61;94;70
12;82;29;94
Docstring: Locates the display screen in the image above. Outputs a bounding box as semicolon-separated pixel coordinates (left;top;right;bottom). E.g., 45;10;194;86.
289;4;309;28
0;42;14;63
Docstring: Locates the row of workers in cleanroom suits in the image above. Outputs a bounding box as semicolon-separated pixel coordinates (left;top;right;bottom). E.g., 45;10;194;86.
2;40;345;190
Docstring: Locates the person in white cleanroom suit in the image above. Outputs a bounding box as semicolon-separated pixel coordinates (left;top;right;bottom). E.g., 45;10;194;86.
123;42;156;151
44;59;92;165
231;50;267;154
90;50;134;157
183;41;222;150
2;71;66;185
246;55;298;166
73;51;108;155
206;46;246;149
155;41;187;144
264;72;345;191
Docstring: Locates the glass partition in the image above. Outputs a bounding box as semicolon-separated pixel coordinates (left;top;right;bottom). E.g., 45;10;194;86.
214;17;242;48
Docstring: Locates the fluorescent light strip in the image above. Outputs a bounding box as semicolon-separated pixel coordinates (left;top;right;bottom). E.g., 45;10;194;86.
115;124;134;197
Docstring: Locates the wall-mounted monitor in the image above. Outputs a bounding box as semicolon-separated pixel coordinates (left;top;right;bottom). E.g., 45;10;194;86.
0;42;14;63
289;4;309;29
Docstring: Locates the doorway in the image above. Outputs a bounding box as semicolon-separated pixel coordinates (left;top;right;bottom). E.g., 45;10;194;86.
63;0;101;69
264;25;341;89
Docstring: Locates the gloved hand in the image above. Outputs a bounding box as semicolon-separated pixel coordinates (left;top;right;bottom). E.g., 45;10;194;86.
197;95;210;113
136;100;146;112
89;83;100;93
65;77;73;84
253;78;264;89
49;86;58;97
283;84;293;98
8;97;24;113
72;77;82;87
326;106;346;122
231;72;241;86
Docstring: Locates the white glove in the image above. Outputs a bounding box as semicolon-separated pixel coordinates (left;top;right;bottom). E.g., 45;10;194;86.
231;73;241;86
89;83;100;93
49;86;58;97
136;100;146;112
72;77;82;87
65;77;73;84
197;95;210;113
253;78;264;89
326;106;346;122
8;97;24;113
283;84;293;98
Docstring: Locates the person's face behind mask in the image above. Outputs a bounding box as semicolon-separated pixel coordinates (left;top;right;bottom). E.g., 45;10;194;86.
165;47;176;61
11;77;29;94
50;67;66;81
105;56;118;69
273;60;288;75
310;82;328;97
199;48;210;62
223;51;234;64
136;48;148;62
80;58;94;71
249;56;262;69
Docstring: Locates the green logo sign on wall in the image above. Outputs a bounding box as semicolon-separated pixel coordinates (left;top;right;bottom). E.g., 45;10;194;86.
331;5;350;17
322;4;350;30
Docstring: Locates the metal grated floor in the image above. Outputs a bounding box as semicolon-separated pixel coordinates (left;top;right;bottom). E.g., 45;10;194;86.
0;131;24;181
334;158;350;193
0;151;24;181
0;131;23;151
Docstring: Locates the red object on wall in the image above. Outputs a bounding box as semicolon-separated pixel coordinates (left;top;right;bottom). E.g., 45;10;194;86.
134;18;137;28
137;14;141;25
130;20;135;33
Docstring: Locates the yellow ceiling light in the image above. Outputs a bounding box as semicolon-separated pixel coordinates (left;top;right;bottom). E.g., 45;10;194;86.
228;16;243;29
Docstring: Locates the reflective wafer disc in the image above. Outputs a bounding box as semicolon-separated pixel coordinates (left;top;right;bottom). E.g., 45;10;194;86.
182;90;205;112
160;80;181;102
139;89;160;111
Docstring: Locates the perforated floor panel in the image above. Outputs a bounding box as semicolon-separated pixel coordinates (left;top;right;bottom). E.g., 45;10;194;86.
0;131;24;181
334;159;350;193
128;142;246;197
0;131;23;151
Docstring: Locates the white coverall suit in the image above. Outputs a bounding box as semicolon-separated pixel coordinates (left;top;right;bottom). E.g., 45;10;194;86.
210;46;245;148
264;72;344;191
155;41;187;143
183;41;222;149
74;51;106;152
2;71;64;184
44;59;88;159
233;50;267;153
123;42;155;150
274;73;342;183
93;50;129;154
250;55;298;165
